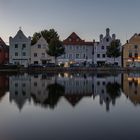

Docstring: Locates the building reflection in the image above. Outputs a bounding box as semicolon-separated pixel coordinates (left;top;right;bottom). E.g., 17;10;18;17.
9;74;31;110
0;74;9;101
123;73;140;105
7;73;123;111
93;74;122;111
57;73;94;106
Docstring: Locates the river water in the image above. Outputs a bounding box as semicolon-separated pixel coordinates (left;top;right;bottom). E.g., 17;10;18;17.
0;72;140;140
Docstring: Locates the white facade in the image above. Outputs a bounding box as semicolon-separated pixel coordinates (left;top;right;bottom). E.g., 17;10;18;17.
57;32;94;66
31;37;55;65
94;28;122;66
9;73;31;110
9;29;31;67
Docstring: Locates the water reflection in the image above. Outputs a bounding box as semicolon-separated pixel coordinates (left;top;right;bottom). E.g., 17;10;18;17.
1;72;140;111
123;73;140;105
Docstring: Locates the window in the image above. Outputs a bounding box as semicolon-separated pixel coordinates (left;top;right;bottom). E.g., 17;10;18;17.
135;53;138;58
15;52;18;56
77;46;79;50
15;44;18;48
129;52;132;58
97;54;100;58
34;82;37;87
97;82;100;86
42;53;45;57
22;44;26;49
22;83;26;87
106;38;109;42
22;52;26;56
103;82;105;85
76;54;80;59
34;61;38;64
134;45;138;49
102;54;106;58
34;53;37;57
15;83;18;87
69;54;72;59
102;46;105;49
83;46;86;50
83;54;86;59
69;46;72;50
38;44;41;48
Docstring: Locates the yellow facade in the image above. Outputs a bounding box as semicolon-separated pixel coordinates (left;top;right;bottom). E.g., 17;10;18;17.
123;74;140;105
123;34;140;67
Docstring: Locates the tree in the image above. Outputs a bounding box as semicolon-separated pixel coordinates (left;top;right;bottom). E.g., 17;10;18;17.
47;38;65;65
106;82;121;100
106;40;121;65
31;29;59;45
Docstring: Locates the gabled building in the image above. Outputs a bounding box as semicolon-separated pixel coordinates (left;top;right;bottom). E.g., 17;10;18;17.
57;32;94;66
9;29;31;67
123;33;140;67
0;37;9;64
31;36;54;65
94;28;122;66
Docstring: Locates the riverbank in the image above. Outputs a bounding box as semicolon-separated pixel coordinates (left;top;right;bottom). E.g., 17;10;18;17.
0;67;140;73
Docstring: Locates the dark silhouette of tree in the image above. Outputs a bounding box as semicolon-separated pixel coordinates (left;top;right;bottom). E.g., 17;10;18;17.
106;82;121;100
106;40;121;65
44;83;65;109
47;38;65;65
31;29;59;45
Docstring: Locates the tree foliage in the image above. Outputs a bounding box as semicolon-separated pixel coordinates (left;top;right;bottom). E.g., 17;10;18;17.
47;38;65;62
31;29;59;45
106;82;121;100
106;40;121;60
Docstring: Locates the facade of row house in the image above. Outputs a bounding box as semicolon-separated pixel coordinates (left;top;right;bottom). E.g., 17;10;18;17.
0;37;9;65
8;28;125;67
31;36;54;65
9;29;31;67
123;33;140;67
94;28;122;66
57;32;94;66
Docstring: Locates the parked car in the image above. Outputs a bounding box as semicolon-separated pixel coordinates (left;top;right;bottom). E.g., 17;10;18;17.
43;63;56;67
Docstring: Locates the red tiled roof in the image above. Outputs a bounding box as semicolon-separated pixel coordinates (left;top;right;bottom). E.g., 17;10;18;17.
0;37;6;46
63;32;94;46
